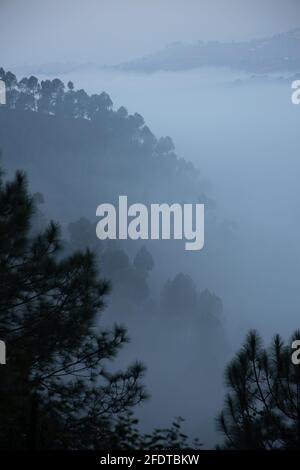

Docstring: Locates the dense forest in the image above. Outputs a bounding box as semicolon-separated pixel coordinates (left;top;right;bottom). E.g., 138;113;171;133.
0;67;226;448
0;67;210;219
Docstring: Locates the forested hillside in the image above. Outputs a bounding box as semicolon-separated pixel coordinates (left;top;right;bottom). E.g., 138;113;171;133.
0;68;205;222
0;67;227;447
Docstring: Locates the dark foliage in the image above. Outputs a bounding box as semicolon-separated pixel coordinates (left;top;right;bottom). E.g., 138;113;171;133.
0;166;199;449
217;329;300;449
0;167;148;449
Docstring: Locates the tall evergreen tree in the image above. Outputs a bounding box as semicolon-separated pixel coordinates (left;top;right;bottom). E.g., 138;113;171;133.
217;329;300;449
0;167;147;449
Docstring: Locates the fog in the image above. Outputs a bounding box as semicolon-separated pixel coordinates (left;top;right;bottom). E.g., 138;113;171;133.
2;0;300;67
2;65;294;447
38;66;300;338
1;0;300;450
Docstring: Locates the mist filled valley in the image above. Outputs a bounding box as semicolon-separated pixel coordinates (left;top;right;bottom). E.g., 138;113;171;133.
1;0;300;451
1;64;299;448
47;66;300;339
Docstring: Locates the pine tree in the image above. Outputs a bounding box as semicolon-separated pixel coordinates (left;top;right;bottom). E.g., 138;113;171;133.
0;167;147;449
217;329;300;449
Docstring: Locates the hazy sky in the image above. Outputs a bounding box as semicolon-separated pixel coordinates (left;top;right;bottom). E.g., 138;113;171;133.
1;0;300;67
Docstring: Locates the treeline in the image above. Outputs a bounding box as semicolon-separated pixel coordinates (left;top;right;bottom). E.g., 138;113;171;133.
0;67;205;230
0;67;194;173
0;67;224;449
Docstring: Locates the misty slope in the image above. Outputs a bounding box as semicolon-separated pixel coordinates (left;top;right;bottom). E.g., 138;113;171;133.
116;28;300;74
0;69;207;223
0;69;228;446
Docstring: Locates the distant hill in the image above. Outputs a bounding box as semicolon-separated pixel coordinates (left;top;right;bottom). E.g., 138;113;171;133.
12;29;300;78
115;29;300;74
